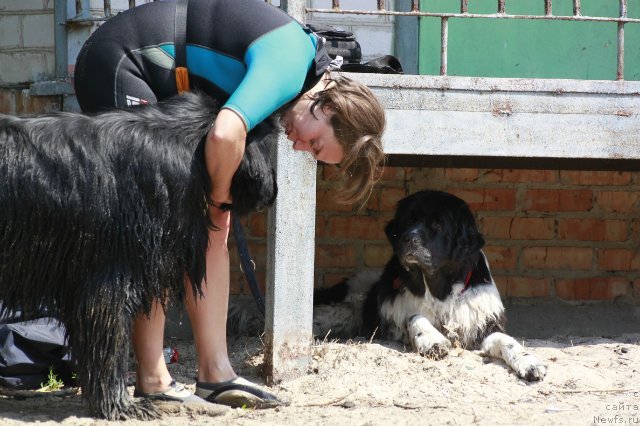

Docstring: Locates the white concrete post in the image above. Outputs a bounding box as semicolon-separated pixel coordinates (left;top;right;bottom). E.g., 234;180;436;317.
264;0;316;383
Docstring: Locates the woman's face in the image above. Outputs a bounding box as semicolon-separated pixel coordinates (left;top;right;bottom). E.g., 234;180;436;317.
279;98;344;164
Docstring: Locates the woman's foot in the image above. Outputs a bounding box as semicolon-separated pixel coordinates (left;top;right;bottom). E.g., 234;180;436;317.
195;377;285;408
134;380;206;404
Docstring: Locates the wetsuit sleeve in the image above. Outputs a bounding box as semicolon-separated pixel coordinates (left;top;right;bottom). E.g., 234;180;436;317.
222;21;316;131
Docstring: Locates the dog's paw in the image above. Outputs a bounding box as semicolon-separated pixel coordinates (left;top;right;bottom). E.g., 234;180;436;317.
407;315;452;360
419;339;451;360
514;353;547;381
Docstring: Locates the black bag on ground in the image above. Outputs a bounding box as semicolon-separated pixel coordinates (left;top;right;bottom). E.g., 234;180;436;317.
307;23;362;64
307;23;404;74
341;55;404;74
0;306;73;390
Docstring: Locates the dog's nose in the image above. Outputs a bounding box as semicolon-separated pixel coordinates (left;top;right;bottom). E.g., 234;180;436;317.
403;229;421;246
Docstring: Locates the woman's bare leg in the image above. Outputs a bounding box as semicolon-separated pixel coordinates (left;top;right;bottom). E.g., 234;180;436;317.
131;301;173;393
186;210;236;383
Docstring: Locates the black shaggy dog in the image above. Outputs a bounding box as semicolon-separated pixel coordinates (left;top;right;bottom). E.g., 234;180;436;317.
314;190;547;381
0;92;277;419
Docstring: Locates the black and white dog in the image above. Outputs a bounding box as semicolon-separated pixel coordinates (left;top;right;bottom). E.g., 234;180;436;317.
315;190;547;381
0;92;277;419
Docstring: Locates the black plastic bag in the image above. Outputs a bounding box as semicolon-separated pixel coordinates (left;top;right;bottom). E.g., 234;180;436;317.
0;307;73;390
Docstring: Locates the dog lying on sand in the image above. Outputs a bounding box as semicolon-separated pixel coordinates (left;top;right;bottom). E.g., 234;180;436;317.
314;190;547;381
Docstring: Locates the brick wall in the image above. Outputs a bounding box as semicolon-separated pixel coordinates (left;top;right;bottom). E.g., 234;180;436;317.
0;88;61;115
231;165;640;303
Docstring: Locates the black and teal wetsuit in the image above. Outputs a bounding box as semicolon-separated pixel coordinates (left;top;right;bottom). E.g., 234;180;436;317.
74;0;330;130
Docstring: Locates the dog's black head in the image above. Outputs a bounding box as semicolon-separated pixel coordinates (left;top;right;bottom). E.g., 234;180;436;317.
385;190;485;300
230;117;278;216
155;91;278;217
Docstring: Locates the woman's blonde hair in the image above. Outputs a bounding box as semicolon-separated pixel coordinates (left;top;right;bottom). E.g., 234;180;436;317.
310;74;386;205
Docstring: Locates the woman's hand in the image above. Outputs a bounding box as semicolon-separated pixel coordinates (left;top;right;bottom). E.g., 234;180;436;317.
205;108;247;218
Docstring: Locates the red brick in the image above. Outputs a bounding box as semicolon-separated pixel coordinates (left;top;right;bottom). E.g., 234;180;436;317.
506;277;550;298
596;191;640;213
317;189;354;212
228;242;266;268
229;271;244;295
444;168;479;182
320;164;340;181
632;220;640;243
522;247;592;270
249;212;269;238
524;189;593;212
554;280;575;299
379;166;405;182
493;276;507;297
378;187;407;212
363;189;380;210
228;241;239;266
561;170;632;186
555;278;629;300
479;216;512;239
557;218;628;242
510;218;554;240
597;249;635;271
315;216;327;238
450;188;517;211
576;279;607;300
521;247;547;269
482;188;518;210
14;93;61;116
327;216;386;240
363;244;392;268
484;169;557;184
229;270;267;295
321;272;353;289
610;280;630;299
315;244;356;268
0;90;15;114
405;167;444;184
483;246;517;269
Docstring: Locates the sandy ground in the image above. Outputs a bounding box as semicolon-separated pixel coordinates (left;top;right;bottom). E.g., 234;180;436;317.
0;330;638;426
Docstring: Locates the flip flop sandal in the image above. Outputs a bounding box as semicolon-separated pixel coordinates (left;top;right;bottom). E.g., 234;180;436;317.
134;380;205;403
195;377;285;409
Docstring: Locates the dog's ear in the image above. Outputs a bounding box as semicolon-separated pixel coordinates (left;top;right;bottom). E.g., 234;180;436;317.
384;219;399;246
451;208;485;261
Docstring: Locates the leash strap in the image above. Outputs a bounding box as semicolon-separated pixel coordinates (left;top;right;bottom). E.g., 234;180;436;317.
232;216;266;316
174;0;190;94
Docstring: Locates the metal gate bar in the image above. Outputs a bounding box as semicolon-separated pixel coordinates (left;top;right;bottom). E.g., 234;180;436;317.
69;0;142;23
307;0;636;80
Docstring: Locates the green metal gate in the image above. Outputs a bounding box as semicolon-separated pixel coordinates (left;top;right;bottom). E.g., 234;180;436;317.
417;0;640;80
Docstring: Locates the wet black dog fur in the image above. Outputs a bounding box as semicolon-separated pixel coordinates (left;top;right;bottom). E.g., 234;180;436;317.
0;92;277;419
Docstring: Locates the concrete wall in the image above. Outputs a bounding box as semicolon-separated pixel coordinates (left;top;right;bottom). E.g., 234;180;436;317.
0;0;55;85
0;0;154;114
